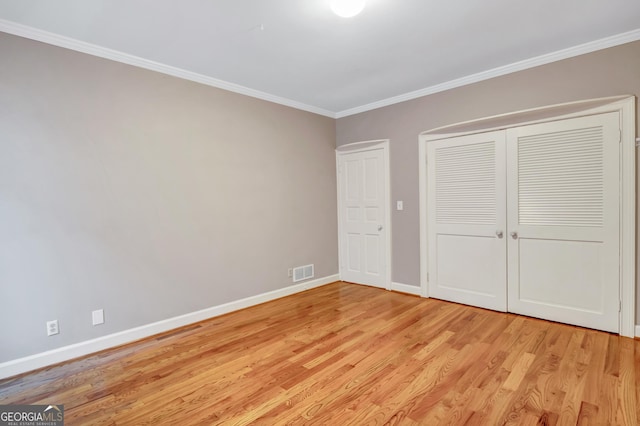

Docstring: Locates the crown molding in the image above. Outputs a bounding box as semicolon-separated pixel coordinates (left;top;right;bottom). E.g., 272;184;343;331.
336;28;640;118
2;19;638;120
0;19;336;118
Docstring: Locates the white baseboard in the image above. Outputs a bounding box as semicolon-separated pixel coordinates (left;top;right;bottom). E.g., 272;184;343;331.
0;274;339;380
390;282;422;296
635;325;640;338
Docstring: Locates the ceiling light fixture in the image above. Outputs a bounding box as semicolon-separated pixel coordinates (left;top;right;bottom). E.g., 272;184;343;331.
330;0;366;18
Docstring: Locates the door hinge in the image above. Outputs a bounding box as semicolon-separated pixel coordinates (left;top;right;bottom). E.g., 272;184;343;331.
635;137;640;148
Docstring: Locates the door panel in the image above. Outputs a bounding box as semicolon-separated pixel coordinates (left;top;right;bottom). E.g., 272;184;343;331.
518;239;603;311
427;131;507;311
506;112;620;332
338;149;387;288
436;234;505;297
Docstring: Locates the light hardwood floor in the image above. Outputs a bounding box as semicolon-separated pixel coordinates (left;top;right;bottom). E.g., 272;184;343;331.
1;281;638;425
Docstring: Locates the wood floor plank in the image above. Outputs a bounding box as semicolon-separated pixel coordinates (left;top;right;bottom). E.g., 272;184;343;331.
1;281;639;425
503;352;536;391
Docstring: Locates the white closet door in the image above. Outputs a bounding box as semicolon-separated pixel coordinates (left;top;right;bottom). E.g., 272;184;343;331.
506;112;620;332
427;131;507;311
338;149;387;288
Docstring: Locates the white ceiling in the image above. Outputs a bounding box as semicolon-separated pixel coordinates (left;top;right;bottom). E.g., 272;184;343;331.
1;0;639;117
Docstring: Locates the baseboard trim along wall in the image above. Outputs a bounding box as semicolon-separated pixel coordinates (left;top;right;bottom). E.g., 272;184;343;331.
0;274;340;380
390;282;422;296
636;325;640;338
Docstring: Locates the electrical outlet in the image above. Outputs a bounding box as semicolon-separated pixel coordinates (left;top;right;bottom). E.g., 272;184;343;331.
92;309;104;326
47;320;59;336
288;268;293;278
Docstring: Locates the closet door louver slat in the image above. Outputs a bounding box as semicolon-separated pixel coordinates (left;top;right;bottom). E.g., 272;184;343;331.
435;141;496;225
518;126;604;228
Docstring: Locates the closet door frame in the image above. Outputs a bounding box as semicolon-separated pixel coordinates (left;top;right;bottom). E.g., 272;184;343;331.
418;95;636;337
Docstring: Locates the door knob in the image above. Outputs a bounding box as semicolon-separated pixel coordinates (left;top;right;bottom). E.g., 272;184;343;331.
378;225;383;231
496;230;503;239
510;232;518;239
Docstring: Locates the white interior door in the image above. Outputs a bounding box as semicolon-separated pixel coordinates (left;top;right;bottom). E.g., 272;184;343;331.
338;148;388;288
506;112;620;332
427;131;507;311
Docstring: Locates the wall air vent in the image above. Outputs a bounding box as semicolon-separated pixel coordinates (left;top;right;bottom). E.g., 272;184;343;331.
293;264;314;283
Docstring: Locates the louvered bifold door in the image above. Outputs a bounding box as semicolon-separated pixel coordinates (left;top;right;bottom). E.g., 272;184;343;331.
506;112;620;332
427;131;507;311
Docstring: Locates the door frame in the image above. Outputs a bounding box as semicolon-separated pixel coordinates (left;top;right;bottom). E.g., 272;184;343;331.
418;95;636;337
336;139;392;290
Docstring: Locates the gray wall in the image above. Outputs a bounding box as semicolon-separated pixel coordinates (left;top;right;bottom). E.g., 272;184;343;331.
337;41;640;319
1;32;638;364
0;33;338;363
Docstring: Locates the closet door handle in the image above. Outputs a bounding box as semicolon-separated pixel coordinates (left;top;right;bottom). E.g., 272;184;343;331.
496;230;503;239
510;232;518;239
